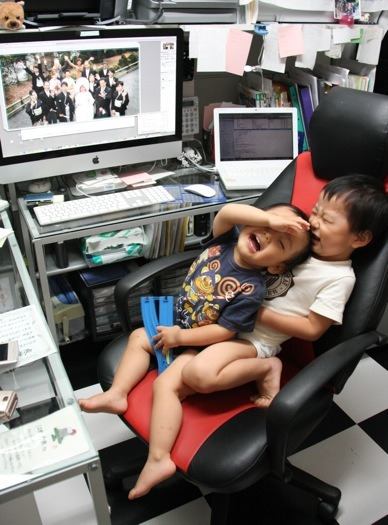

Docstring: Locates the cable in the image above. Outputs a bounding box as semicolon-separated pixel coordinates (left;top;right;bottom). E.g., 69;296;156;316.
244;33;266;90
120;2;164;25
185;139;208;164
75;184;96;197
180;151;218;174
146;161;158;173
95;16;122;26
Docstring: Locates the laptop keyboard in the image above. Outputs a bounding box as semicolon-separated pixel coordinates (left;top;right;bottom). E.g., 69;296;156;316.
223;165;281;178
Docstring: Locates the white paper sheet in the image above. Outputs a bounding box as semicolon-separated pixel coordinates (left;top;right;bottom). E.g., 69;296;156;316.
0;406;89;482
0;305;57;370
261;24;287;73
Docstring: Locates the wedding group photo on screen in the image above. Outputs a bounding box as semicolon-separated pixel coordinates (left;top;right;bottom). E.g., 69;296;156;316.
0;28;182;182
1;47;140;130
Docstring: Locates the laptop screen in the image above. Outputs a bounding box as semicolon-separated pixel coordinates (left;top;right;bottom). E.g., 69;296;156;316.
216;108;297;163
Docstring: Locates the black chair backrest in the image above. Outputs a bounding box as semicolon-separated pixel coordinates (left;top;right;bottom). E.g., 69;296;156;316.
255;88;388;392
309;87;388;181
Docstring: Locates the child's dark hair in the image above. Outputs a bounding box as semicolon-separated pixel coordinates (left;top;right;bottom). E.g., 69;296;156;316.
322;174;388;243
264;203;312;270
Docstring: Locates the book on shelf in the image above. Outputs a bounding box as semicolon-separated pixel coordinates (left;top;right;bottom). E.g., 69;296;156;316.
287;83;309;153
287;66;321;109
298;85;314;134
270;73;309;153
159;219;167;258
179;215;190;252
313;63;349;88
271;81;292;108
237;83;271;108
145;202;194;260
347;74;370;91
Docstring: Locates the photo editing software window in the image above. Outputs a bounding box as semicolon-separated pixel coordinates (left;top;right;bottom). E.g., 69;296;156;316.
0;31;180;173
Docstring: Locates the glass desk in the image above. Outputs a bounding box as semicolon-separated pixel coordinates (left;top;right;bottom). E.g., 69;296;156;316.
0;209;111;524
17;168;261;343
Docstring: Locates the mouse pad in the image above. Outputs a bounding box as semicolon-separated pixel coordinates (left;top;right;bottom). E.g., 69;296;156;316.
161;183;226;204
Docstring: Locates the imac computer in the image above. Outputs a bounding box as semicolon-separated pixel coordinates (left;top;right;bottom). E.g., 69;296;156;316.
0;27;183;184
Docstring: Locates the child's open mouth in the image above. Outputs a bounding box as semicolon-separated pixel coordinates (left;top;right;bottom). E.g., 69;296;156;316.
248;234;261;252
311;233;320;243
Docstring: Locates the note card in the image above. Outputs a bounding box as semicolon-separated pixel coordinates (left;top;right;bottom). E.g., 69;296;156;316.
225;28;253;76
0;406;89;480
261;24;287;74
196;27;253;75
0;305;57;370
277;24;304;59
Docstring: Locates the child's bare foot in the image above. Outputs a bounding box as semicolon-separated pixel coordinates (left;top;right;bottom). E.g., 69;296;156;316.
78;389;128;414
250;392;275;407
250;356;282;408
128;455;176;499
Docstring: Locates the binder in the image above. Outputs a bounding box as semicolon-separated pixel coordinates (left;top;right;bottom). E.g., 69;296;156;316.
288;66;320;109
298;85;314;135
288;84;309;152
269;72;309;153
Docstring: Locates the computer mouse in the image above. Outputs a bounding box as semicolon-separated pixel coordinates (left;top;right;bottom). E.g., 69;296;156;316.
184;184;216;198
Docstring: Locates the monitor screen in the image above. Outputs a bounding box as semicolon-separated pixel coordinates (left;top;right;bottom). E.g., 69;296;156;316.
0;27;183;183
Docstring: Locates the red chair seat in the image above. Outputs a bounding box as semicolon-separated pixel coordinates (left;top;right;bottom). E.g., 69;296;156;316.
123;338;315;476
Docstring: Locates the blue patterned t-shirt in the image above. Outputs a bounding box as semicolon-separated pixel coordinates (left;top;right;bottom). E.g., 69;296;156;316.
175;227;265;333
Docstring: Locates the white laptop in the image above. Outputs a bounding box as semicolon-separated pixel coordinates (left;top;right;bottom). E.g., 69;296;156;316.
214;107;298;190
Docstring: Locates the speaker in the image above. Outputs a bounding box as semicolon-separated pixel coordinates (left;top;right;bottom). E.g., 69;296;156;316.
194;214;209;237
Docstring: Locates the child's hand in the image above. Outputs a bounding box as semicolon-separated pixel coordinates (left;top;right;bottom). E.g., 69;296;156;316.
267;211;310;235
153;325;181;354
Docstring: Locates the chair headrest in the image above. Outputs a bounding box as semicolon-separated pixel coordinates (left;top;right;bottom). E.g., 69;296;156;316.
309;88;388;181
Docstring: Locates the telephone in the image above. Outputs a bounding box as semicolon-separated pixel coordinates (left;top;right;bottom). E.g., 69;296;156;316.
182;96;199;136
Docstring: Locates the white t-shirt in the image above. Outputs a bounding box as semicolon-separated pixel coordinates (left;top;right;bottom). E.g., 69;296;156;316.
239;256;355;349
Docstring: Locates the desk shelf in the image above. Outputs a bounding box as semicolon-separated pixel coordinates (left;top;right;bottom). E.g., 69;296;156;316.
17;171;260;344
0;209;111;524
45;241;86;276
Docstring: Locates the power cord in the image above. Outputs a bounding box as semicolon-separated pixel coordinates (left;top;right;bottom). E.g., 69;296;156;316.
188;138;208;163
118;1;164;25
177;147;218;174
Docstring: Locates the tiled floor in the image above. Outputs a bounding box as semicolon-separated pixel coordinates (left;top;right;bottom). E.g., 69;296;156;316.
31;343;388;525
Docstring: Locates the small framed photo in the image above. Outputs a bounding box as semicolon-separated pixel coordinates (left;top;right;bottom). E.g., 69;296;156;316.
334;0;362;20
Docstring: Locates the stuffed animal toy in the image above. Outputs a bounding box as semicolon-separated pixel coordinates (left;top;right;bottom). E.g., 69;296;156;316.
0;1;25;31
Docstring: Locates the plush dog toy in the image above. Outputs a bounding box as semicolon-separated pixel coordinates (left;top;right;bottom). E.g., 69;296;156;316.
0;1;25;31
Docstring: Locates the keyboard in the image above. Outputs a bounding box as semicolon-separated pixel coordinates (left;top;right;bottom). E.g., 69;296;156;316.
226;165;281;177
33;186;175;226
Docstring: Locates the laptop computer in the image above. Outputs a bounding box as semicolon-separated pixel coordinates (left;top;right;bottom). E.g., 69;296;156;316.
214;107;298;190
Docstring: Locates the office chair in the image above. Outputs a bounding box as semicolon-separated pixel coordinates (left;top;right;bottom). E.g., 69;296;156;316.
97;87;388;523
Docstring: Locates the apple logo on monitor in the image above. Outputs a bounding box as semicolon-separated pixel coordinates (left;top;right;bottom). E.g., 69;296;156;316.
92;156;100;165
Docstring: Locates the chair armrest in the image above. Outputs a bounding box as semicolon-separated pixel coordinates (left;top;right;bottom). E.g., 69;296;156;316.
114;249;201;331
267;330;386;480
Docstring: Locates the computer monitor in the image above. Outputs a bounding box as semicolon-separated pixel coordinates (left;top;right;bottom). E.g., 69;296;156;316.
0;26;183;184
